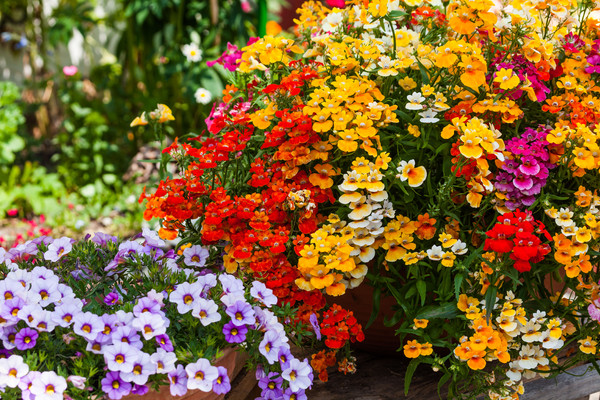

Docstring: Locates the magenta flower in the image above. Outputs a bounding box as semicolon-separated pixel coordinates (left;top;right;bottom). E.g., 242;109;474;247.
101;371;132;400
155;333;174;351
326;0;346;7
14;327;38;350
104;292;120;306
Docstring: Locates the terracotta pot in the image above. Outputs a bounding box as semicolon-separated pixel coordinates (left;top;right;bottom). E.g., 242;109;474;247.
121;348;246;400
329;284;401;354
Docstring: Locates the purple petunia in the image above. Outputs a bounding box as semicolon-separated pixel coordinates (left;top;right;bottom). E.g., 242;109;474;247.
182;245;209;268
226;301;255;326
0;355;29;388
185;358;219;392
101;371;132;400
212;366;231;395
43;237;73;262
222;321;248;344
281;358;313;392
168;364;188;396
14;328;38;350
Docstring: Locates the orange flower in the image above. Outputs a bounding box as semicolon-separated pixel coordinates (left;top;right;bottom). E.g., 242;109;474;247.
403;340;422;358
415;213;437;240
467;350;487;370
309;164;337;189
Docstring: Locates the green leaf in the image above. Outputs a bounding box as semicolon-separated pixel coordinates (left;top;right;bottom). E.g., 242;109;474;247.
454;274;464;301
484;285;498;324
388;10;408;18
416;302;459;320
416;280;426;306
365;286;381;329
438;371;451;398
404;358;421;395
417;61;430;84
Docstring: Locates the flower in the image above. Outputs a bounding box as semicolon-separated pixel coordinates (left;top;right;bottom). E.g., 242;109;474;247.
182;43;202;62
14;327;38;350
182;245;209;268
281;358;313;392
0;355;29;388
195;88;213;105
168;364;188;396
30;371;68;400
222;321;248;343
212;366;231;395
62;65;78;76
397;160;427;187
101;371;132;400
185;358;219;392
43;236;72;262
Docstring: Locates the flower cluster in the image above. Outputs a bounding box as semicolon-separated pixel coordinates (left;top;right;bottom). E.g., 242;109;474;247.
0;232;313;400
484;210;551;272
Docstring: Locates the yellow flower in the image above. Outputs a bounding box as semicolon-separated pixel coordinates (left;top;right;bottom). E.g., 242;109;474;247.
579;337;597;354
398;76;417;91
397;160;427;187
408;124;421;137
441;251;456;267
337;129;359;152
420;342;434;356
130;112;148;127
493;68;520;90
413;318;429;329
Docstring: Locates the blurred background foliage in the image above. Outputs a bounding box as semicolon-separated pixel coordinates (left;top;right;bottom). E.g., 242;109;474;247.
0;0;286;239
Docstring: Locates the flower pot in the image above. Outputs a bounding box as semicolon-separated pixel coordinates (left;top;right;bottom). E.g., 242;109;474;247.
121;348;247;400
328;283;401;354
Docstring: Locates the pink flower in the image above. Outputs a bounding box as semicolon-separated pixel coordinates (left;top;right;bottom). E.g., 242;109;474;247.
240;0;252;13
63;65;78;76
326;0;346;7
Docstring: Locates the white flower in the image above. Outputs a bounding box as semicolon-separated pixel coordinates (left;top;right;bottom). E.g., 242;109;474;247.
419;109;439;123
194;88;212;105
182;43;202;62
406;92;426;110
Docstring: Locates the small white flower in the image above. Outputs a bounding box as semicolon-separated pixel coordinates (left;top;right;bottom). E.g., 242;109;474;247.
194;88;212;105
182;43;202;62
406;92;426;110
419;109;439;123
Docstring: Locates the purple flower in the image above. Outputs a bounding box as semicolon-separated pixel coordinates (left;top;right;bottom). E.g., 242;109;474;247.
258;372;283;400
168;365;188;396
133;296;162;317
131;384;149;395
223;321;248;343
43;237;73;262
212;366;231;395
0;355;29;388
155;334;174;351
18;370;40;399
14;328;38;350
281;358;313;392
226;301;256;326
278;347;293;370
309;313;321;340
183;245;209;268
185;358;219;392
30;277;60;306
101;371;132;400
91;232;118;246
104;292;120;306
284;387;308;400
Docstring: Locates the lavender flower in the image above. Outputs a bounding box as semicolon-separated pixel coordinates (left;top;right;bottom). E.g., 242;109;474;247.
284;387;308;400
30;371;67;400
91;231;118;246
191;298;222;326
281;358;313;392
212;366;231;395
155;333;174;351
14;328;38;350
111;326;144;350
185;358;219;392
182;245;209;267
18;370;40;400
101;371;132;400
150;348;177;374
72;312;104;341
132;312;167;340
259;329;284;364
142;227;165;248
309;313;322;340
103;342;140;373
43;237;73;262
121;351;155;385
251;281;278;308
168;365;188;396
170;282;204;314
104;292;120;306
226;300;256;326
258;372;284;399
133;296;162;317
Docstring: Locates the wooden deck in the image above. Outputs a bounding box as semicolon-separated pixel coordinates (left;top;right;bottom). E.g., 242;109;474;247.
226;348;600;400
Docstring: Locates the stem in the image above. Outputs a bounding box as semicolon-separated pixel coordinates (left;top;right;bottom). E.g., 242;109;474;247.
258;0;268;37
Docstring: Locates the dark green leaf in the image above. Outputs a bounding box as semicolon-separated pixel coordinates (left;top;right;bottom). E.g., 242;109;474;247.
404;358;421;395
416;302;459;320
416;280;427;306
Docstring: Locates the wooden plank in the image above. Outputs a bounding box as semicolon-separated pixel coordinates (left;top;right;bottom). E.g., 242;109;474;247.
521;363;600;400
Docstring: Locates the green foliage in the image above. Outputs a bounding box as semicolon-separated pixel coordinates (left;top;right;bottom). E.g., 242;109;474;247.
0;81;25;164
